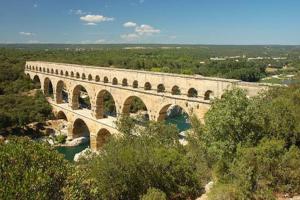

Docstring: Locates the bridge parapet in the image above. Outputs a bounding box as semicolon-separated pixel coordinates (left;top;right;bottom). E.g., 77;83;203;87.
25;61;267;99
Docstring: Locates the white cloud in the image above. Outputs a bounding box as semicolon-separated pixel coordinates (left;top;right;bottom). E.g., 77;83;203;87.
123;21;137;28
139;0;145;3
80;14;114;25
19;32;35;36
85;22;97;26
33;4;38;8
121;23;160;41
135;24;160;36
70;9;86;15
121;33;140;41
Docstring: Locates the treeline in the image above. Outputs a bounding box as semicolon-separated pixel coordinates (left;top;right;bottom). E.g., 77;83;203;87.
2;47;298;82
1;85;300;199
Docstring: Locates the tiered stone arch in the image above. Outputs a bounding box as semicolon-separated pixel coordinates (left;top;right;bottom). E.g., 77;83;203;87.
91;128;111;151
71;84;92;110
44;77;54;98
33;75;41;89
122;96;149;120
93;89;117;119
56;110;68;121
72;118;90;139
156;102;191;122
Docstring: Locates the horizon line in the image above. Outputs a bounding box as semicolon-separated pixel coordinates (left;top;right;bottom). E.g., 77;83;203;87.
1;43;300;46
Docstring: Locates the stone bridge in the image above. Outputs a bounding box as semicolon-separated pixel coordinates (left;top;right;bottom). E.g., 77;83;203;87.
25;61;267;151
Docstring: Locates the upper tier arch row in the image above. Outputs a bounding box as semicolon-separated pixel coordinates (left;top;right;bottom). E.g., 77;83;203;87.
25;61;267;98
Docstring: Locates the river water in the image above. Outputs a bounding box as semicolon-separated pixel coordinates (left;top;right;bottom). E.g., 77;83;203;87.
56;113;191;161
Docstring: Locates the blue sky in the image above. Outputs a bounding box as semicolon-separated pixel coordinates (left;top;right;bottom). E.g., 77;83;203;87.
0;0;300;44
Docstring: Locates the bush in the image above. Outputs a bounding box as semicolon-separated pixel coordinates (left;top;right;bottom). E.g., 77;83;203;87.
0;137;69;200
141;188;167;200
56;134;67;144
211;138;300;199
67;130;203;200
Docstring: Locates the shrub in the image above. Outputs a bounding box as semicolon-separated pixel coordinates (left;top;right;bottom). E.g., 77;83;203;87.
0;137;69;200
66;123;203;200
141;188;167;200
56;134;67;144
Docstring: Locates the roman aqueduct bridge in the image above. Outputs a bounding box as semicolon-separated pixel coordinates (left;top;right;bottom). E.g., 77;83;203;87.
25;61;267;151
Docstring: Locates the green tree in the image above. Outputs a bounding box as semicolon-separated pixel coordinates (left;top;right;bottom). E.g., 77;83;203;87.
0;137;69;200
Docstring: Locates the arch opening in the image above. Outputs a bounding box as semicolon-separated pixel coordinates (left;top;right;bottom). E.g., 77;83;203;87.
55;69;58;74
95;90;116;119
51;69;54;74
144;82;152;90
112;77;118;85
157;84;165;93
103;76;109;83
133;80;138;88
60;70;64;75
95;75;100;82
171;85;181;95
76;72;80;79
33;75;41;89
157;104;191;132
88;74;92;81
82;73;86;80
188;88;198;97
72;85;91;110
56;80;69;104
204;90;214;100
95;128;111;150
65;71;69;76
56;110;68;121
44;77;54;99
122;78;128;86
72;118;90;139
122;96;149;122
71;72;74;77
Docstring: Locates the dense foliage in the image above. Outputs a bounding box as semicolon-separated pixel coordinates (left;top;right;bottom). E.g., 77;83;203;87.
0;48;52;132
187;86;300;199
0;137;69;200
64;119;204;200
0;91;52;130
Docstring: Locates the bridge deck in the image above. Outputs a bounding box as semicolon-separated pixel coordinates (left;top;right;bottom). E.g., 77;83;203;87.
50;101;117;129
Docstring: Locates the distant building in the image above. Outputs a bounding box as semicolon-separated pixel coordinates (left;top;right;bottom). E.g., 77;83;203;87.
210;57;226;61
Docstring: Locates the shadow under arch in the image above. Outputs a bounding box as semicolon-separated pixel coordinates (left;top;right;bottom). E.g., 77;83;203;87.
122;96;149;122
157;104;191;132
56;80;69;104
44;77;54;99
33;75;41;89
204;90;214;100
72;85;91;110
94;128;111;151
95;90;116;119
72;118;90;139
56;110;68;121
